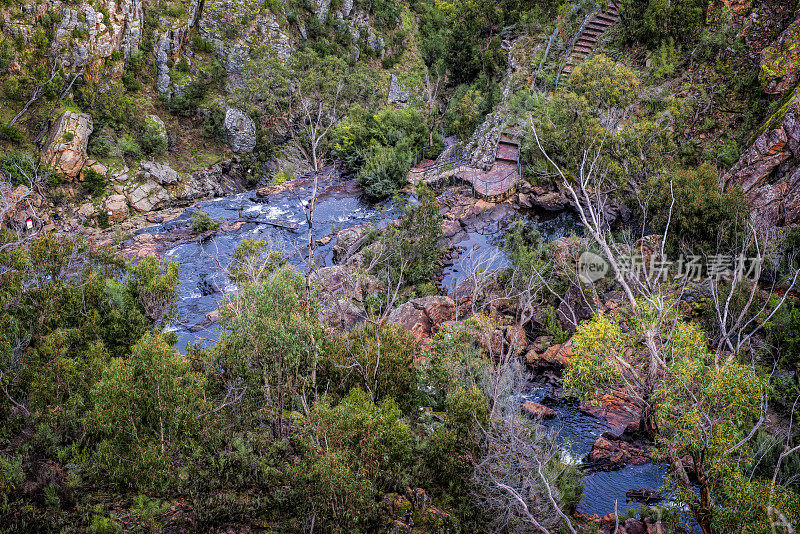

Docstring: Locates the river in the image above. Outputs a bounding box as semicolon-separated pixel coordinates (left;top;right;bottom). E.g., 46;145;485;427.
137;174;683;526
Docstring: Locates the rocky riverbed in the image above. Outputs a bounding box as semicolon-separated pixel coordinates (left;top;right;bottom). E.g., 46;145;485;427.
109;172;695;531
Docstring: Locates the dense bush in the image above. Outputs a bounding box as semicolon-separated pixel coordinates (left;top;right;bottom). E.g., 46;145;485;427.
0;124;25;145
619;0;708;47
322;323;418;410
569;54;640;110
333;105;434;200
140;123;167;157
0;151;56;186
166;62;225;116
647;162;750;254
376;186;443;288
290;388;413;531
190;209;220;233
443;79;500;140
82;167;106;198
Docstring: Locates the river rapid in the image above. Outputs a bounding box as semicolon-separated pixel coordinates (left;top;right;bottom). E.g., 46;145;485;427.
135;173;681;524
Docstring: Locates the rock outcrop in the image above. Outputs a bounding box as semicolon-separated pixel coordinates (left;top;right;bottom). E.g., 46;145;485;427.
761;17;800;95
721;90;800;228
521;400;557;419
224;108;257;153
42;0;145;70
587;433;652;470
112;159;237;215
580;391;643;436
387;296;456;342
41;111;94;179
526;341;572;371
332;224;371;264
387;74;410;108
103;194;129;222
139;161;180;185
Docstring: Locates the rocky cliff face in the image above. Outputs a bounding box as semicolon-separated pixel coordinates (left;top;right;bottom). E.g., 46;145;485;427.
721;93;800;228
761;16;800;96
722;12;800;229
2;0;145;71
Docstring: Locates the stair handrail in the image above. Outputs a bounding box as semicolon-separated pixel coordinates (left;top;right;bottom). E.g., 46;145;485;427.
554;2;602;87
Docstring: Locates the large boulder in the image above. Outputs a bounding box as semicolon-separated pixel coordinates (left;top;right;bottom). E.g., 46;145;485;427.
138;161;179;185
387;74;410;108
526;341;572;371
126;180;170;212
103;194;129;222
41;111;93;179
580;391;643;436
224;108;256;153
387;296;456;342
521;400;556;419
587;433;652;470
332;223;371;264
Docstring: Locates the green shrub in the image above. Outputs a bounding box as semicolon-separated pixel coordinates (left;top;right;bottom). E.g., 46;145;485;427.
291;388;413;531
96;209;110;229
83;168;106;198
192;35;214;53
88;332;207;490
377;186;442;287
570;54;640;110
166;79;208;116
647;38;682;81
62;131;75;142
357;145;409;200
127;49;145;71
0;151;55;186
333;105;433;199
0;124;25;145
201;107;225;139
648;162;750;254
620;0;707;47
175;57;190;73
140;124;167;157
714;139;742;171
322;323;418;410
190;209;220;233
118;134;141;159
88;128;117;158
0;40;14;71
274;166;294;185
443;79;500;140
121;70;141;92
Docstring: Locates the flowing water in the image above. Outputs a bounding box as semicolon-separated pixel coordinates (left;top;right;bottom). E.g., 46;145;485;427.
525;386;670;518
139;174;397;353
139;177;678;524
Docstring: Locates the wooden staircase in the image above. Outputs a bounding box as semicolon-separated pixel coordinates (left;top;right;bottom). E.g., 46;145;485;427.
562;2;620;77
495;131;520;168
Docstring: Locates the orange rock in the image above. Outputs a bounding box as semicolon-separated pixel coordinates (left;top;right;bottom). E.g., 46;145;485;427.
526;342;572;369
521;400;556;419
